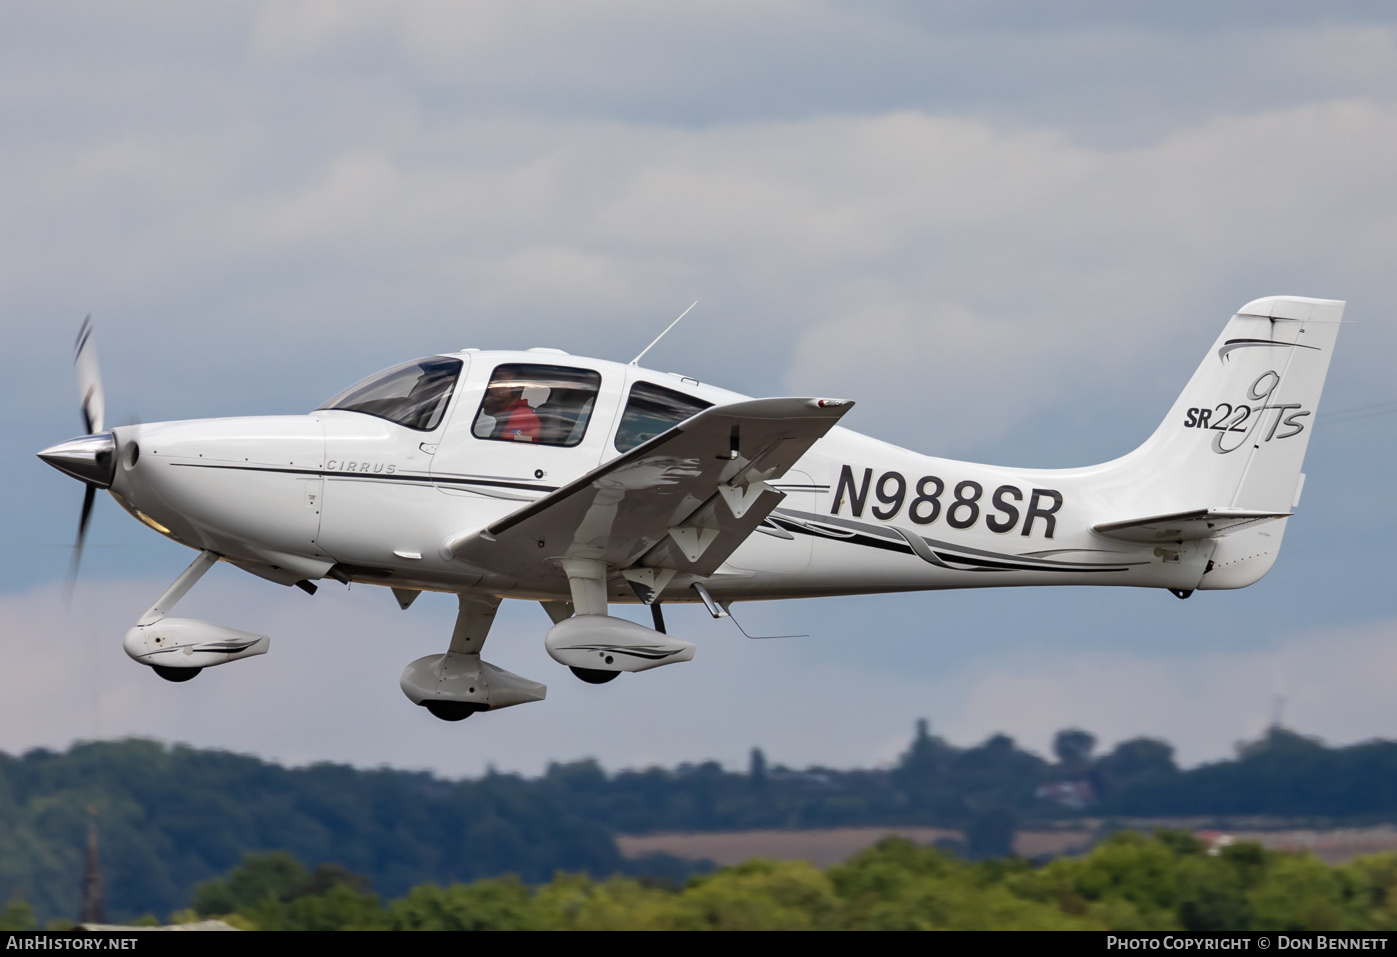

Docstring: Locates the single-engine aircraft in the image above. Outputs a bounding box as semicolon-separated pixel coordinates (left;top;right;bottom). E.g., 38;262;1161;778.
39;296;1342;720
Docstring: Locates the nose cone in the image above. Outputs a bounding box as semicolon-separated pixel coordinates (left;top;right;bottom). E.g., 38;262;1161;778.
38;432;117;488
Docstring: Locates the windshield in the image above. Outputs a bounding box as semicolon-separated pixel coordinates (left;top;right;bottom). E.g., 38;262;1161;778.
318;357;462;431
614;381;712;452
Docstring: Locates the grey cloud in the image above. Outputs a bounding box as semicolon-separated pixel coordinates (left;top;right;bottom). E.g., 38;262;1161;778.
8;4;1397;147
6;1;1397;776
944;618;1397;768
12;571;1397;774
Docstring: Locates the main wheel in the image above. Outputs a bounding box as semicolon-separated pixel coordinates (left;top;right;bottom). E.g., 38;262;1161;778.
423;701;486;721
152;665;201;683
570;667;619;685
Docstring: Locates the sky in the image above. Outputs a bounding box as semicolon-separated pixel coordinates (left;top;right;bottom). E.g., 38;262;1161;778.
4;1;1397;777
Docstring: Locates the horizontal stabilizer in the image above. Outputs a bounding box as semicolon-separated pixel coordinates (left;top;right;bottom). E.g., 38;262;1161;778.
1093;508;1291;543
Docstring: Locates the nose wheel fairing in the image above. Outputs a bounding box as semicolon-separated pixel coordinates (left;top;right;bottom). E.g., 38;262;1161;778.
122;549;271;678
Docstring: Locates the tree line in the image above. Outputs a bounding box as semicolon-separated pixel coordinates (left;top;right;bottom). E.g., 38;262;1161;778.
8;831;1397;931
3;722;1396;923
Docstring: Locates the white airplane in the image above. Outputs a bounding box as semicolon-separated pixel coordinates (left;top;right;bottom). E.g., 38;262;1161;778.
39;296;1342;721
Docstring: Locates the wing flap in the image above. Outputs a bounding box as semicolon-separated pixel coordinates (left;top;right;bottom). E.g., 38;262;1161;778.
636;483;787;576
446;397;852;587
1093;507;1291;543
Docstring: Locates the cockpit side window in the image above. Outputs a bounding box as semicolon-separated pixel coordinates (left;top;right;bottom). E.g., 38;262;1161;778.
318;357;462;432
472;363;603;447
614;381;713;453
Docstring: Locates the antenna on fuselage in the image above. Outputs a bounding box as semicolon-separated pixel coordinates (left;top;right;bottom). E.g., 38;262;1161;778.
629;301;697;367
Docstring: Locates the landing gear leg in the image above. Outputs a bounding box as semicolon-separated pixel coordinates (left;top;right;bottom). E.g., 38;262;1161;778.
124;549;271;680
399;594;547;721
561;558;622;685
139;549;219;627
547;559;695;681
432;595;496;720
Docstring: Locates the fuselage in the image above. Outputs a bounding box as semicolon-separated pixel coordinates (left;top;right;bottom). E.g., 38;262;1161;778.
99;347;1242;605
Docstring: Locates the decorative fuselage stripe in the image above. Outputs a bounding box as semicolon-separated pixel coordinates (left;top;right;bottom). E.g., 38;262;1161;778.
164;465;1138;575
142;639;260;656
167;461;558;494
557;644;679;661
768;508;1142;573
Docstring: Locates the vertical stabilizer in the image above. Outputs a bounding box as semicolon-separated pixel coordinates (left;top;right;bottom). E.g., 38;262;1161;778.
1118;296;1343;516
1099;297;1342;590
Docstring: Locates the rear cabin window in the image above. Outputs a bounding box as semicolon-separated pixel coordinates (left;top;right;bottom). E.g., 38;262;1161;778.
472;363;603;447
614;381;712;453
318;356;462;432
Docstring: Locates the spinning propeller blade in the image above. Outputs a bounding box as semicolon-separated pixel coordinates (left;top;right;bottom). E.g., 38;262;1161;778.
66;484;97;599
75;314;104;434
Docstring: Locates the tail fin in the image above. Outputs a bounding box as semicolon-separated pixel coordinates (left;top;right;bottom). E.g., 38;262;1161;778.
1105;297;1342;587
1120;296;1343;512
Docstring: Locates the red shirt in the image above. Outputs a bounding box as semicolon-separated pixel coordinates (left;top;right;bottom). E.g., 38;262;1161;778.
499;398;541;442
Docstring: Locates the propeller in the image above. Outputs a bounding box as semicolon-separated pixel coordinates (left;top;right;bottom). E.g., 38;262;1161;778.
76;314;105;435
37;316;117;598
71;317;103;590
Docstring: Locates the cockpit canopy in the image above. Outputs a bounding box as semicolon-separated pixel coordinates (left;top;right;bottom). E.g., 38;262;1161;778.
318;357;462;431
320;354;716;447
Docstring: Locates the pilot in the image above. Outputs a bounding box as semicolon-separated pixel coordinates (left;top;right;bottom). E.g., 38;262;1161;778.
482;374;542;442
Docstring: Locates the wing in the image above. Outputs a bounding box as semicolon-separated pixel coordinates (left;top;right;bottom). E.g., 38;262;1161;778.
1093;507;1291;543
445;397;852;592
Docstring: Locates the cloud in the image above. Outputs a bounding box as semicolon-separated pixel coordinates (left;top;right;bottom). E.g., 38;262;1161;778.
5;571;1395;776
941;618;1397;767
21;93;1397;440
6;2;1397;779
8;14;1397;443
0;573;951;776
786;299;1066;451
778;99;1397;453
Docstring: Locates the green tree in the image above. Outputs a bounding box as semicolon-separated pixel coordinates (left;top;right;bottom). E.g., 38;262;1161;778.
390;877;537;931
1338;851;1397;929
534;874;674;930
966;807;1017;859
193;852;387;930
1053;729;1097;775
0;898;37;931
666;859;839;931
830;838;1096;930
191;851;308;916
239;883;389;931
1249;854;1355;932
